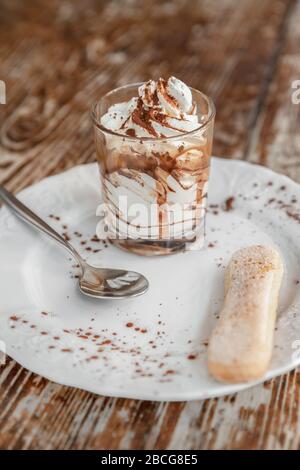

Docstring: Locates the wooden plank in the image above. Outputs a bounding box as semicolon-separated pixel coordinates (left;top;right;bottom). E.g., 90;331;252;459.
246;0;300;180
0;0;300;450
0;0;293;190
1;358;299;449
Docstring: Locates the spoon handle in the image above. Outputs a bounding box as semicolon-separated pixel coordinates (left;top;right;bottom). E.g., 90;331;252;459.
0;185;83;265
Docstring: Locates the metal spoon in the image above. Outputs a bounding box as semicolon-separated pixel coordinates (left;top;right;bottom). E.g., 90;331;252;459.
0;186;149;299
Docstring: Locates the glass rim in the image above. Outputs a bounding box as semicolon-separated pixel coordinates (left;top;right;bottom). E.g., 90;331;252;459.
90;81;216;141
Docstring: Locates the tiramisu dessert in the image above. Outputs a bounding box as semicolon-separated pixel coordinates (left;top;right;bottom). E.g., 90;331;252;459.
92;77;215;255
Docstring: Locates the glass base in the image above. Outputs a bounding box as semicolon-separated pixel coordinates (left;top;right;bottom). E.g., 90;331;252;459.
109;236;204;256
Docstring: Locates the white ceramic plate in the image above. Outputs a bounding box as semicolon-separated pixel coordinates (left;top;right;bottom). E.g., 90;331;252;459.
1;158;300;401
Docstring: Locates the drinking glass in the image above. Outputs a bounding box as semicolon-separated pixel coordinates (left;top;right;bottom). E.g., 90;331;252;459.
91;83;215;256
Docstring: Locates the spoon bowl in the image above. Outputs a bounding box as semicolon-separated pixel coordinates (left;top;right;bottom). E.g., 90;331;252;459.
79;264;149;299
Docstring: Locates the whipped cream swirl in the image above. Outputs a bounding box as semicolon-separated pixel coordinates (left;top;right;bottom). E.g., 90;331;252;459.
100;76;200;138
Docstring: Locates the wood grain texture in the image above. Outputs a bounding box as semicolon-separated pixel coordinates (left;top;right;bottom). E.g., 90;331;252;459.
1;0;300;450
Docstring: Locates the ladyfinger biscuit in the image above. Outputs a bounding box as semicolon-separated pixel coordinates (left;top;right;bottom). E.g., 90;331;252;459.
208;245;283;383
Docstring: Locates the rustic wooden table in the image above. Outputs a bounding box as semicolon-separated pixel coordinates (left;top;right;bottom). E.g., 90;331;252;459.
0;0;300;450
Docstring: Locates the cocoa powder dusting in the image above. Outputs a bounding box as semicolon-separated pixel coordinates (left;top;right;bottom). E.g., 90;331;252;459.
125;128;136;137
224;196;235;211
